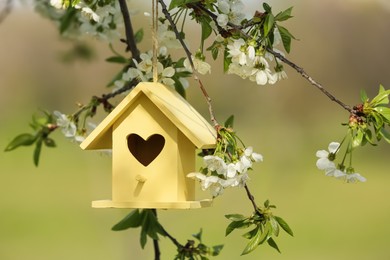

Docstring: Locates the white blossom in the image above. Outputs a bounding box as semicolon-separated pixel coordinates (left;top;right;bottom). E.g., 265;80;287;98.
54;111;76;138
244;146;263;162
78;6;100;22
275;70;288;81
316;142;340;170
217;0;230;14
216;0;245;27
188;146;262;197
50;0;64;9
184;56;211;75
217;14;229;27
346;173;367;183
203;155;227;175
157;22;182;49
227;38;246;65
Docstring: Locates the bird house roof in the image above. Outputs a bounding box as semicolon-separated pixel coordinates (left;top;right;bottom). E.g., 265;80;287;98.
80;82;217;150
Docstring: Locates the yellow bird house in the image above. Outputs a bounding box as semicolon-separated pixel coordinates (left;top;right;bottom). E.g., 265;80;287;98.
80;82;216;209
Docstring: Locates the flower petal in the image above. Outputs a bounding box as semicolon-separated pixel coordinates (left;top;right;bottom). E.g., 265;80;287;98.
328;142;340;153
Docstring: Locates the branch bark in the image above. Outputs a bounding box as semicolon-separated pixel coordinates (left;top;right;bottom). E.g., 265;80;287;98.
244;184;262;216
118;0;140;60
266;48;353;113
152;209;161;260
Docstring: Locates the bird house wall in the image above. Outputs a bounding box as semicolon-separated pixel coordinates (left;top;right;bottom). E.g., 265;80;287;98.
111;94;195;204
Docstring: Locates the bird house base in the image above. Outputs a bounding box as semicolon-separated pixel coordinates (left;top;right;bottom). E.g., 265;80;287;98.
92;199;213;209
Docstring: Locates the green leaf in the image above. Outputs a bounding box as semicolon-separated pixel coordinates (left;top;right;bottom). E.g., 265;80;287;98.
134;28;144;44
242;227;258;239
263;3;272;13
275;7;293;21
168;0;186;10
44;138;56;148
374;106;390;123
370;85;390;106
263;14;275;37
139;210;151;248
225;214;246;221
224;115;235;128
363;128;376;146
270;217;280;236
192;229;203;242
211;46;219;60
223;50;232;72
60;7;77;34
33;138;43;167
360;89;368;103
277;25;295;53
105;56;128;64
144;211;158;240
371;111;384;129
112;210;142;231
207;41;221;60
352;129;364;148
225;220;251;236
241;224;270;255
5;133;36;151
267;237;281;253
140;227;148;249
380;128;390;143
274;216;293;236
201;17;212;44
173;77;186;98
211;245;224;256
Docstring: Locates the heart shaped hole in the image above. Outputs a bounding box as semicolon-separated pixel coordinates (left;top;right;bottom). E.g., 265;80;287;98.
127;134;165;166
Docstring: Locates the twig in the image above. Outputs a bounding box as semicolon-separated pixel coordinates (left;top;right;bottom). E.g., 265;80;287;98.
158;0;220;127
152;209;161;260
0;0;12;24
266;48;353;113
158;0;194;68
152;209;184;254
244;184;262;215
118;0;140;60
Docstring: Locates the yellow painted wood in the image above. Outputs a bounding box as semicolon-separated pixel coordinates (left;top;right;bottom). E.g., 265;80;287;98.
80;82;216;209
80;82;216;150
91;199;213;209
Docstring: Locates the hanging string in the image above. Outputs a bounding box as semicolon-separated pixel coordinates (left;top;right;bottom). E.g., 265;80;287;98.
152;0;159;83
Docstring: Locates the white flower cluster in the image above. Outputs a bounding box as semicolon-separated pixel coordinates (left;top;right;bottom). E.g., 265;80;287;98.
183;55;211;75
157;20;183;49
113;48;189;93
53;111;85;143
216;0;245;28
226;37;287;85
188;147;263;197
316;142;366;183
39;0;123;42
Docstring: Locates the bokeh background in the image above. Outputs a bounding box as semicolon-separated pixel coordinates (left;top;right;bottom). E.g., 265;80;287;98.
1;0;390;259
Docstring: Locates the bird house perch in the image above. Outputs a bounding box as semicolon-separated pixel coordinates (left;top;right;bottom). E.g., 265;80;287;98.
80;82;216;209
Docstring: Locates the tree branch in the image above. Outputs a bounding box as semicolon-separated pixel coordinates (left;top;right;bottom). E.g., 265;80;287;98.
152;209;161;260
158;0;220;127
244;184;262;216
266;48;353;113
118;0;140;60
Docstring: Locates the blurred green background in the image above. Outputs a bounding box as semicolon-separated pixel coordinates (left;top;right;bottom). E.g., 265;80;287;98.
1;0;390;259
